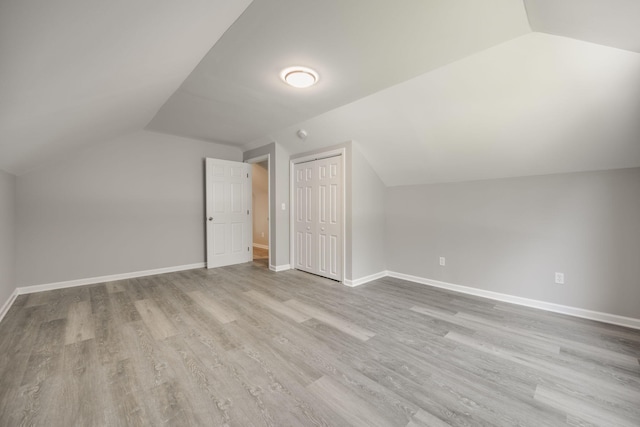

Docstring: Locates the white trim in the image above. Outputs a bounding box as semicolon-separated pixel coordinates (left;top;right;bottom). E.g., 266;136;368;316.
343;270;388;287
387;271;640;330
245;154;269;164
17;263;206;295
0;288;19;323
269;264;291;272
290;148;346;282
253;243;269;250
290;148;345;164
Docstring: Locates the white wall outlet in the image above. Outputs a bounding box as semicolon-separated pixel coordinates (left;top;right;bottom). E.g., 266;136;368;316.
261;232;265;238
439;257;446;266
281;202;286;210
555;272;565;284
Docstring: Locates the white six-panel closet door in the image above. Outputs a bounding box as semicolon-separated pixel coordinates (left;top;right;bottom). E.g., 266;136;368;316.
294;156;342;281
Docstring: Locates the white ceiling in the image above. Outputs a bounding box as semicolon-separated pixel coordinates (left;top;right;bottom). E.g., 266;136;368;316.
256;33;640;186
2;0;639;184
524;0;640;53
0;0;252;175
147;0;530;144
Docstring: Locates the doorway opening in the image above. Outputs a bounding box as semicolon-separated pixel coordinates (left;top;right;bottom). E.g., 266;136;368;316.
247;156;270;269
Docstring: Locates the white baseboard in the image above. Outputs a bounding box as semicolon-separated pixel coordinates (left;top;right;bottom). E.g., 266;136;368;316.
253;243;269;250
17;263;206;295
387;271;640;330
0;288;19;324
269;264;291;272
6;263;638;330
343;270;389;287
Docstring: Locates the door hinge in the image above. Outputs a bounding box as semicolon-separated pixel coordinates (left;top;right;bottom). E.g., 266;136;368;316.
248;247;250;252
247;210;250;215
247;173;249;178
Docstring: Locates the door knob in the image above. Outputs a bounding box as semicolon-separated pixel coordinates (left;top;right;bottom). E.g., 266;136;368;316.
208;217;213;221
306;226;310;230
321;227;325;231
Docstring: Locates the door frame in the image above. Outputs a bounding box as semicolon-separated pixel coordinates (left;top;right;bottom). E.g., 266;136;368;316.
289;148;346;283
245;154;271;268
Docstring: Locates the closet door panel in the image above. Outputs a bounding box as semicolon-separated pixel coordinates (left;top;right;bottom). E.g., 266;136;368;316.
294;155;342;281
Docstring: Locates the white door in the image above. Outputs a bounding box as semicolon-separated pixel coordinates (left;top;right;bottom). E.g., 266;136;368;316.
206;158;252;269
294;161;315;272
294;156;342;280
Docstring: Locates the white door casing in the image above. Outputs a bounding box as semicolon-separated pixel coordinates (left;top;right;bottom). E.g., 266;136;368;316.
293;155;343;281
205;158;252;269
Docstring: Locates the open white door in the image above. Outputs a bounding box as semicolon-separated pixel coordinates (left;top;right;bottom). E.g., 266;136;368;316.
206;158;252;269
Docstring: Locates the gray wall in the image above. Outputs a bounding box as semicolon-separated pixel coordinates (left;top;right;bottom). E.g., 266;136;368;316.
16;130;241;286
386;168;640;319
351;143;386;279
252;162;269;247
244;142;291;268
0;170;16;308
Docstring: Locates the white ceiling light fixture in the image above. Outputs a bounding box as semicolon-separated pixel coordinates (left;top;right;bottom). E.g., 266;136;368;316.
281;66;319;88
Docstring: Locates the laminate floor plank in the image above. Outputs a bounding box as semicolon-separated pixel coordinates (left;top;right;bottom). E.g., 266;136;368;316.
225;319;324;387
445;331;640;408
365;335;568;427
173;334;282;426
14;318;66;426
307;375;398;427
187;290;237;324
406;408;452;427
284;298;376;341
110;289;142;324
456;311;640;369
0;307;47;425
119;321;178;392
244;289;311;323
105;280;128;294
107;358;156;427
249;317;420;425
1;262;639;426
65;300;95;344
59;339;108;426
411;305;562;354
134;299;178;341
43;286;90;322
534;385;638;427
226;346;330;426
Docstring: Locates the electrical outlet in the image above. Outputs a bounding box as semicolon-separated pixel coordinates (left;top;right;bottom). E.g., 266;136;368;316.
261;232;265;238
439;257;446;266
555;272;565;284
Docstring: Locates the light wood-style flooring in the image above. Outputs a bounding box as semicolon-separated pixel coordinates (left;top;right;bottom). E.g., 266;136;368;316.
0;261;639;426
253;247;268;260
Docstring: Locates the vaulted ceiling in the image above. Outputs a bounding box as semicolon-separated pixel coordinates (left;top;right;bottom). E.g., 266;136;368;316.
0;0;252;175
2;0;639;185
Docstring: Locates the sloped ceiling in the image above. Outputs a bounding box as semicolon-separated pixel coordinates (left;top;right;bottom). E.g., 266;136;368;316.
0;0;252;175
147;0;530;144
524;0;640;53
2;0;639;185
258;33;640;186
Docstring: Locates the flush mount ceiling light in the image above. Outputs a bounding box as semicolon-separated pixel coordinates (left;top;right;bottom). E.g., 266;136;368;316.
281;66;318;88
